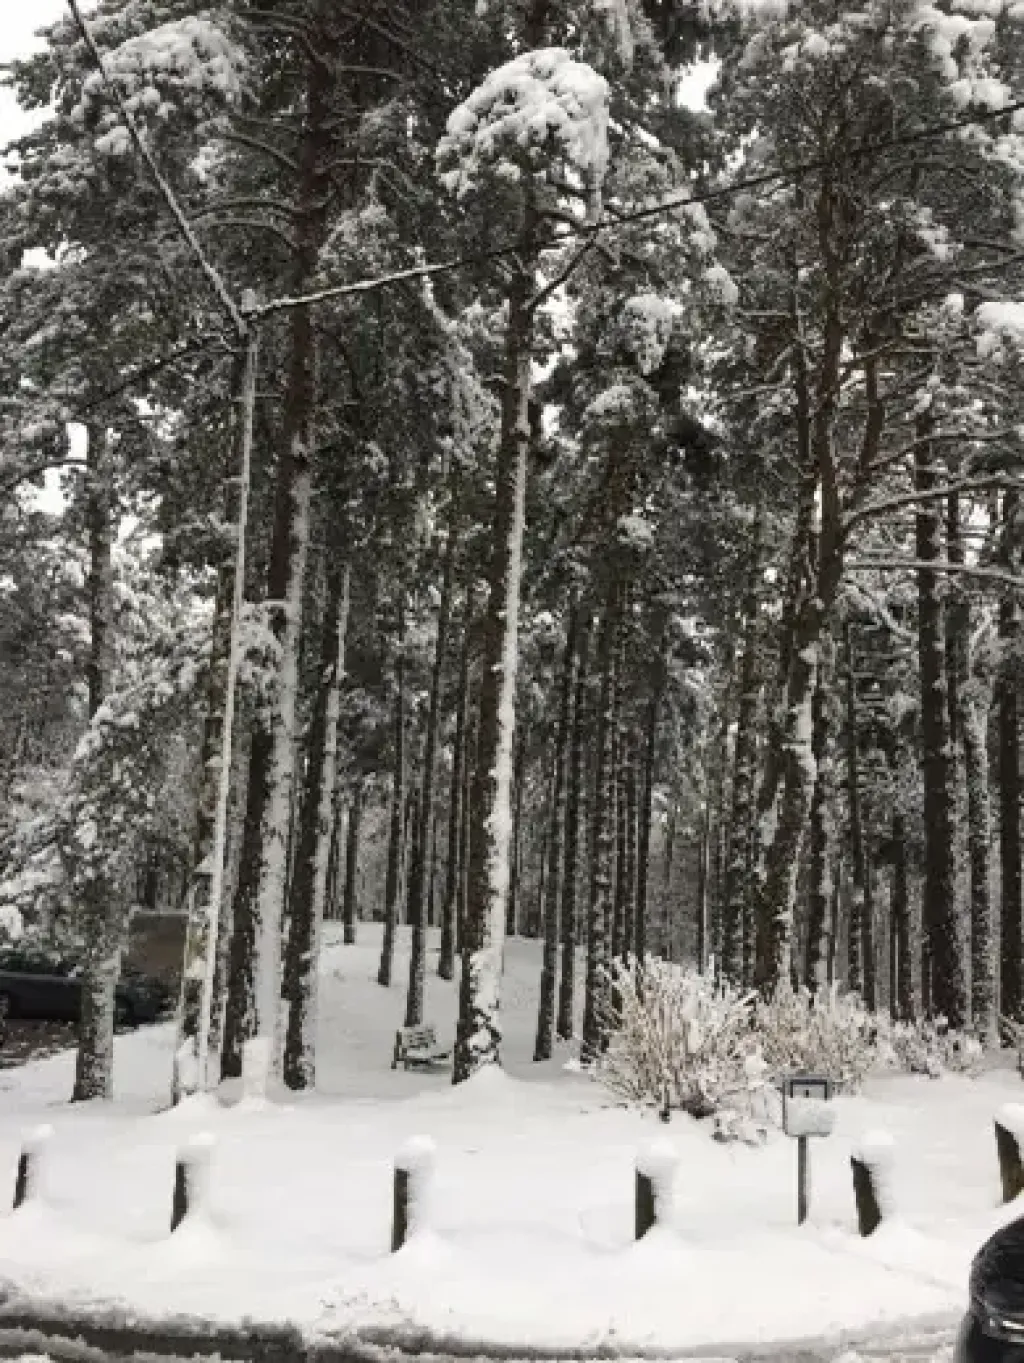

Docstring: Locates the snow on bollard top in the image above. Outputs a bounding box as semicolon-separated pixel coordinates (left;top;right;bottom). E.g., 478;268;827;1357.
852;1129;895;1167
180;1131;217;1164
396;1135;436;1175
22;1124;54;1154
852;1129;896;1219
636;1137;678;1184
997;1104;1024;1143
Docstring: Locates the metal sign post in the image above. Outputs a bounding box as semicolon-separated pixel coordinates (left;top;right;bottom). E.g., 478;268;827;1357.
781;1074;835;1225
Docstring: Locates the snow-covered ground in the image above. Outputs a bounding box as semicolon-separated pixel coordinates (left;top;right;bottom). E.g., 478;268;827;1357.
0;924;1017;1356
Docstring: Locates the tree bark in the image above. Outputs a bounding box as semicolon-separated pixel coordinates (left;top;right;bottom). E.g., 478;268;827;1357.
1000;489;1022;1025
963;674;994;1037
723;565;761;983
535;604;579;1060
845;625;867;998
282;563;351;1089
73;426;120;1104
805;635;836;992
915;430;966;1027
582;586;620;1062
453;214;535;1083
174;349;245;1102
378;619;406;988
404;478;459;1027
440;591;473;981
343;778;364;946
556;617;590;1040
634;632;664;967
507;729;528;936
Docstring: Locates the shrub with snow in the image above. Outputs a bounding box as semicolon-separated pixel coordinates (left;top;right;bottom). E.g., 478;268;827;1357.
878;1016;984;1078
752;982;880;1092
592;957;767;1120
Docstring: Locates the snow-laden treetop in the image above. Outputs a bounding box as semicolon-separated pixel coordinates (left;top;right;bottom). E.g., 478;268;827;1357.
437;48;609;200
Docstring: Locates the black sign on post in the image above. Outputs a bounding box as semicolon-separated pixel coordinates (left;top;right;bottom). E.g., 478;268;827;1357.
781;1074;835;1225
783;1074;834;1103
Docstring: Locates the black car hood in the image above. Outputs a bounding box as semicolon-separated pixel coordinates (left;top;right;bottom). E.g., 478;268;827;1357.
973;1216;1024;1316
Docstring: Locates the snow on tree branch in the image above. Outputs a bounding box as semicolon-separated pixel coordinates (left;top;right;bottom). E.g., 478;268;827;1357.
74;16;247;148
436;48;610;201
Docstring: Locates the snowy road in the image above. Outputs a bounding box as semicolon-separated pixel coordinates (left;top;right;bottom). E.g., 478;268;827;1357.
732;1322;957;1363
0;1319;962;1363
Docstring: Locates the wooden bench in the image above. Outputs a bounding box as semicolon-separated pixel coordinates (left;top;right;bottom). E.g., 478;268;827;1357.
392;1024;452;1071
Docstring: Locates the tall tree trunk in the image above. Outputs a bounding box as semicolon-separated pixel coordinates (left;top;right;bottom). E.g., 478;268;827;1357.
556;617;590;1040
404;480;459;1027
324;775;344;923
174;349;248;1101
1001;490;1022;1025
536;605;579;1060
378;623;407;988
723;571;761;982
845;625;866;997
963;675;995;1037
507;730;527;936
343;778;364;946
582;586;620;1061
915;431;966;1027
611;720;628;964
221;29;337;1074
695;801;710;972
440;592;473;981
73;427;120;1104
634;633;664;967
624;750;638;961
453;214;535;1084
805;635;836;991
885;734;914;1021
282;563;351;1089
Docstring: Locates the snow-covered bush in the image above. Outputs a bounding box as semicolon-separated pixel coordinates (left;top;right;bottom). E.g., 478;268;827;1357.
593;957;768;1119
878;1017;984;1078
752;982;880;1092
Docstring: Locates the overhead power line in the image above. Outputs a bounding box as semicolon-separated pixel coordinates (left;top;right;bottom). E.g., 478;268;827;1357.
257;96;1024;318
63;0;1024;328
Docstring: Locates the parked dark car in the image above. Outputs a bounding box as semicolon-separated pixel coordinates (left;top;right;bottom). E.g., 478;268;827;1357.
957;1215;1024;1363
0;948;170;1036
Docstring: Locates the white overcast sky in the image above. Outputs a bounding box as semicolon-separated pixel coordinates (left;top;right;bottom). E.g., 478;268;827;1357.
1;3;63;149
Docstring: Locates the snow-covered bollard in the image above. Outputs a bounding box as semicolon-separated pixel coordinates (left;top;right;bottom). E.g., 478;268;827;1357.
13;1124;53;1210
850;1130;895;1237
170;1132;216;1232
240;1037;271;1107
995;1105;1024;1203
635;1138;678;1239
392;1136;435;1252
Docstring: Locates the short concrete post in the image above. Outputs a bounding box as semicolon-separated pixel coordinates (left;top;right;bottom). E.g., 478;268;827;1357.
635;1139;678;1240
240;1037;271;1108
995;1106;1024;1203
851;1130;894;1237
170;1132;216;1232
13;1125;53;1210
392;1136;435;1252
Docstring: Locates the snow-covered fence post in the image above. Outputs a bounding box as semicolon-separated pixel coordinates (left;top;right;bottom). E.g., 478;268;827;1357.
392;1136;435;1251
171;1132;216;1232
995;1106;1024;1203
635;1139;678;1239
851;1130;894;1236
13;1125;53;1209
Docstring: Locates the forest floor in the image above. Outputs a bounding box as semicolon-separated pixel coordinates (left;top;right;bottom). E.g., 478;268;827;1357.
0;924;1016;1356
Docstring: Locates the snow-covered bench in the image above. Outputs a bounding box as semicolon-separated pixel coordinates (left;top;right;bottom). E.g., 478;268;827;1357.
392;1024;452;1071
